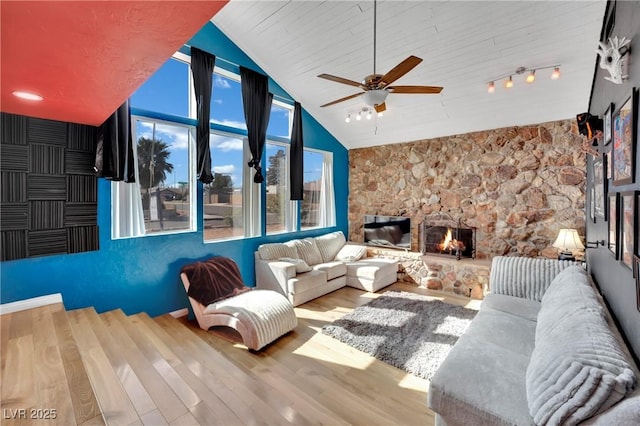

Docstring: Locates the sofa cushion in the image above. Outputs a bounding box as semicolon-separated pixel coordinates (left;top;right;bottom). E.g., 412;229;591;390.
279;257;312;273
288;270;327;294
314;231;346;263
258;243;298;261
526;268;637;425
312;261;347;281
428;306;537;426
481;293;541;323
291;238;324;266
335;244;367;262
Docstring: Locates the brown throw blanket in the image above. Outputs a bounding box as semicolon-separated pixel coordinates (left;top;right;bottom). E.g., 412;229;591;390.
182;257;251;306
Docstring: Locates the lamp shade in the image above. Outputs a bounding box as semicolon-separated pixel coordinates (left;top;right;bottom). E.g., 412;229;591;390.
362;89;389;107
552;229;585;250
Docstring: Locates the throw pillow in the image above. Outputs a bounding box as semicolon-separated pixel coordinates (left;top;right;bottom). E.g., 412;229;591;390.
335;244;367;262
279;257;312;273
258;243;297;261
292;238;324;266
314;231;347;263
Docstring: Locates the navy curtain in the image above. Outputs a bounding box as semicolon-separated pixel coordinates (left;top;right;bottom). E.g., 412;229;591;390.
95;99;135;182
190;47;215;184
290;101;304;200
240;66;273;183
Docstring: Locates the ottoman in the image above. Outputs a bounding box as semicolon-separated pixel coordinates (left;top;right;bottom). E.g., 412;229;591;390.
345;258;398;292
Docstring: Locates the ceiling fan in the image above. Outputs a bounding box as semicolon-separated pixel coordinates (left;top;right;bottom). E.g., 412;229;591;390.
318;0;443;114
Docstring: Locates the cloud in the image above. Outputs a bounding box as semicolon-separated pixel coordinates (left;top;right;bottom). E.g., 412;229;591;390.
212;99;223;104
136;121;190;150
213;164;235;174
214;75;231;89
210;134;243;151
211;118;247;130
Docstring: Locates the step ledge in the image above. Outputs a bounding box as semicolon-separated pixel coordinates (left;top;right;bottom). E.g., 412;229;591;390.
169;307;189;318
0;293;63;315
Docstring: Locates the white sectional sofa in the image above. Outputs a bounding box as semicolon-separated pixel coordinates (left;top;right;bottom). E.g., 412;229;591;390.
428;256;640;426
255;231;398;306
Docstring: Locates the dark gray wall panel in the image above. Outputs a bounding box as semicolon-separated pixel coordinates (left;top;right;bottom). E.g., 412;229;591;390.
66;150;95;175
64;203;97;227
27;175;67;200
27;117;67;146
68;226;99;253
0;144;29;172
68;124;96;151
67;175;97;203
30;201;64;230
1;114;27;145
0;204;28;231
1;172;27;203
28;229;68;257
1;231;26;261
30;144;65;174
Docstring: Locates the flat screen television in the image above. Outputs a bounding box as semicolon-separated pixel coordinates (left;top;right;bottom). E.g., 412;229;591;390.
364;215;411;250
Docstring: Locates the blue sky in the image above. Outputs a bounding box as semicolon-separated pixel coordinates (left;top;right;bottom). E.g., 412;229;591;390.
130;56;322;189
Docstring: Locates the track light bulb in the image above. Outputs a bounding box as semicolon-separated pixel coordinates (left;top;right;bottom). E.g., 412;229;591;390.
551;67;560;80
487;81;495;93
345;115;351;123
366;110;372;120
526;70;535;83
356;112;362;121
505;76;514;88
377;111;383;117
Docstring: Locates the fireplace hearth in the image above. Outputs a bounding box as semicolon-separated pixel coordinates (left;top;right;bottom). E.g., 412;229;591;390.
420;221;475;259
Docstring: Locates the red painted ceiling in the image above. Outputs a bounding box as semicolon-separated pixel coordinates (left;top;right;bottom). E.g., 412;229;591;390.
1;1;228;126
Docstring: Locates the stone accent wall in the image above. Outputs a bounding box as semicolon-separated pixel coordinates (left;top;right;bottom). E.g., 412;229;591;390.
349;119;587;260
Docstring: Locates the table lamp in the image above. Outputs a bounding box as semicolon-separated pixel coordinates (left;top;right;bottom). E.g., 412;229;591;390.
552;229;585;261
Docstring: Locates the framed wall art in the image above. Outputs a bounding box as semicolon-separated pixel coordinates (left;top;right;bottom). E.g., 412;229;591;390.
612;90;636;185
604;102;613;145
604;151;612;180
608;193;619;258
594;157;605;219
634;255;640;312
619;191;637;269
590;186;596;223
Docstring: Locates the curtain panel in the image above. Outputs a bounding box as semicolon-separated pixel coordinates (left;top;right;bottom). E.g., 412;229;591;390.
190;47;215;184
290;101;304;200
95;100;136;182
239;66;273;184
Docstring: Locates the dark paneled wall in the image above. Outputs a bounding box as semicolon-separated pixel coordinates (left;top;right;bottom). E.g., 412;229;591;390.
0;113;99;261
587;1;640;360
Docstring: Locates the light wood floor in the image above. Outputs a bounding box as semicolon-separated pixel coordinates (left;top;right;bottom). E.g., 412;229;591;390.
1;282;481;425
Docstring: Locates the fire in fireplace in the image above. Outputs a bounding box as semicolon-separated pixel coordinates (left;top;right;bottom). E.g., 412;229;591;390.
421;223;475;259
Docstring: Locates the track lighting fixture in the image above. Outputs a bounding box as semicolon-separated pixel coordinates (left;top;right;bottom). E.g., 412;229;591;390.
366;110;372;120
486;64;560;93
345;115;351;123
344;107;381;123
356;111;362;121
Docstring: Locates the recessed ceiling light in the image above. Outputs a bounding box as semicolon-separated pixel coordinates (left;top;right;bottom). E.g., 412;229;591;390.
12;91;43;101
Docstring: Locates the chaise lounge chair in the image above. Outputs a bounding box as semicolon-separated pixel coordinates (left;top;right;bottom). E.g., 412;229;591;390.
180;256;297;351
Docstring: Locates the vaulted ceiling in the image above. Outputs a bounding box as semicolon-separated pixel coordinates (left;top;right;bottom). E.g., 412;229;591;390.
2;1;606;150
212;1;607;149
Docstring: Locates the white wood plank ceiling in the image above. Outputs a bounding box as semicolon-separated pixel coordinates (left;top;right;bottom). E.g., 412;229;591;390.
212;1;606;149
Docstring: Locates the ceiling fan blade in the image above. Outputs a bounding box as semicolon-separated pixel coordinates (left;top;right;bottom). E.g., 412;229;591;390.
374;103;386;113
388;85;443;94
320;92;363;107
379;56;423;87
317;73;365;88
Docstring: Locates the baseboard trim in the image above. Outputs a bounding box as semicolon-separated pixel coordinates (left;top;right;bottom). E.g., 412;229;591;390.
0;293;63;315
169;308;189;318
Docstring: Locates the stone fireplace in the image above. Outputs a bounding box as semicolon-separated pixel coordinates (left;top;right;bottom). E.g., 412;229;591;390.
421;222;475;259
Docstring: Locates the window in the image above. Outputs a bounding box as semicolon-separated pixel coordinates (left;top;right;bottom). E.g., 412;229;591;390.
210;69;246;129
112;117;195;239
302;149;335;229
265;142;295;234
130;56;191;117
267;101;293;139
203;131;262;242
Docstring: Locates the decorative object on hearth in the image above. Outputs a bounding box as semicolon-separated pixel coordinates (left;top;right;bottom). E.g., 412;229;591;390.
322;291;477;380
486;64;561;93
318;0;443;115
612;89;636;185
596;36;631;84
552;229;585;261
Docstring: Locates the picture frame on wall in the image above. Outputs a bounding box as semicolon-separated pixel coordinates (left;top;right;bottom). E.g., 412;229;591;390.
608;193;619;258
604;103;613;145
612;90;636;185
594;157;605;219
590;186;596;223
634;255;640;312
619;191;636;269
604;151;612;180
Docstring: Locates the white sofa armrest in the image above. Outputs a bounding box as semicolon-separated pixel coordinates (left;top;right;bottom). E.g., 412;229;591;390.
489;256;577;301
254;253;296;297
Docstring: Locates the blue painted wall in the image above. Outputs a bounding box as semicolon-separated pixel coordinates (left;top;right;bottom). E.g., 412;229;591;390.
0;22;349;316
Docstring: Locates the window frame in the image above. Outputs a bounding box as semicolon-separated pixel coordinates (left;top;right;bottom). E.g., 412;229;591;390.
301;147;335;230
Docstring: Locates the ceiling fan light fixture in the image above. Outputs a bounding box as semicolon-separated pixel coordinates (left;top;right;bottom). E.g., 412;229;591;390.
366;110;372;120
487;81;495;93
356;111;362;121
362;89;389;107
551;67;561;80
377;111;384;117
345;114;351;123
